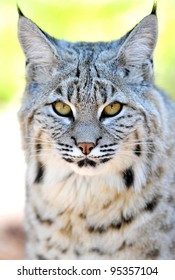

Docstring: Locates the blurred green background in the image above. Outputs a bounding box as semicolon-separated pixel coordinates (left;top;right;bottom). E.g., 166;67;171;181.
0;0;175;105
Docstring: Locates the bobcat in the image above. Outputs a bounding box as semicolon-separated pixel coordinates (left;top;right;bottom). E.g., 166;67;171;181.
18;4;175;259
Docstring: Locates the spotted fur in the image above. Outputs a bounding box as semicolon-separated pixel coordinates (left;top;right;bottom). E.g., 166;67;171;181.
18;5;175;259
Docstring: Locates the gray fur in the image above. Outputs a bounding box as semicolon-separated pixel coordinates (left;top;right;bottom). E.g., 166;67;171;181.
18;7;175;259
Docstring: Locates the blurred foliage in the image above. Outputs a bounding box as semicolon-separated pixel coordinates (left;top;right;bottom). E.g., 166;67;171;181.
0;0;175;105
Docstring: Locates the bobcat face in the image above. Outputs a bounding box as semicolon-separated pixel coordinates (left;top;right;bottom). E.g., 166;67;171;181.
18;7;158;176
33;73;145;176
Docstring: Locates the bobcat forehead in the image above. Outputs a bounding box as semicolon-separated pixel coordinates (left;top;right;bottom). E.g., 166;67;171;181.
18;3;175;260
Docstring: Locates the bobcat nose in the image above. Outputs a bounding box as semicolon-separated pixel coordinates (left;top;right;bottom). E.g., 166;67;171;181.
78;142;95;155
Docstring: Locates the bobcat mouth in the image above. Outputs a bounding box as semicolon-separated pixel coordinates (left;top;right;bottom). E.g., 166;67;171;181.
63;156;112;167
77;159;97;168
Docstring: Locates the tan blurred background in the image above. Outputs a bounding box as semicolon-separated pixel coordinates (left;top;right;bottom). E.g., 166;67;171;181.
0;0;175;259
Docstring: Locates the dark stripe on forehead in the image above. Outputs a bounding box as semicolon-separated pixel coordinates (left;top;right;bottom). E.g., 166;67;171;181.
55;86;63;96
93;80;107;104
94;64;100;78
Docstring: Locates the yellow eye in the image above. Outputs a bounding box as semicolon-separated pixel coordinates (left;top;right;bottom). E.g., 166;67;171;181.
53;101;72;117
103;102;122;117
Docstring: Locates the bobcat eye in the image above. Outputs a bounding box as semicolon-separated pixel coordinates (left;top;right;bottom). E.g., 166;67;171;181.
102;102;122;118
52;101;72;117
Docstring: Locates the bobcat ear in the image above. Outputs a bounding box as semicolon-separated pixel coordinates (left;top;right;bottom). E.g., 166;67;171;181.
117;13;158;67
18;13;58;66
17;5;25;17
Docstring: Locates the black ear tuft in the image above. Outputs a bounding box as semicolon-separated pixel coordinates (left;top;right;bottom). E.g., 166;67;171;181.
151;1;157;15
17;5;25;17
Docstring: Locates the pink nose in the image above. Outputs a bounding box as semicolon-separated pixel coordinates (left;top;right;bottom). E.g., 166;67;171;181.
77;142;95;155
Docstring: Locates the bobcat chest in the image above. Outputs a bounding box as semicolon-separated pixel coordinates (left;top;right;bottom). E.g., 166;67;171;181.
27;176;138;259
